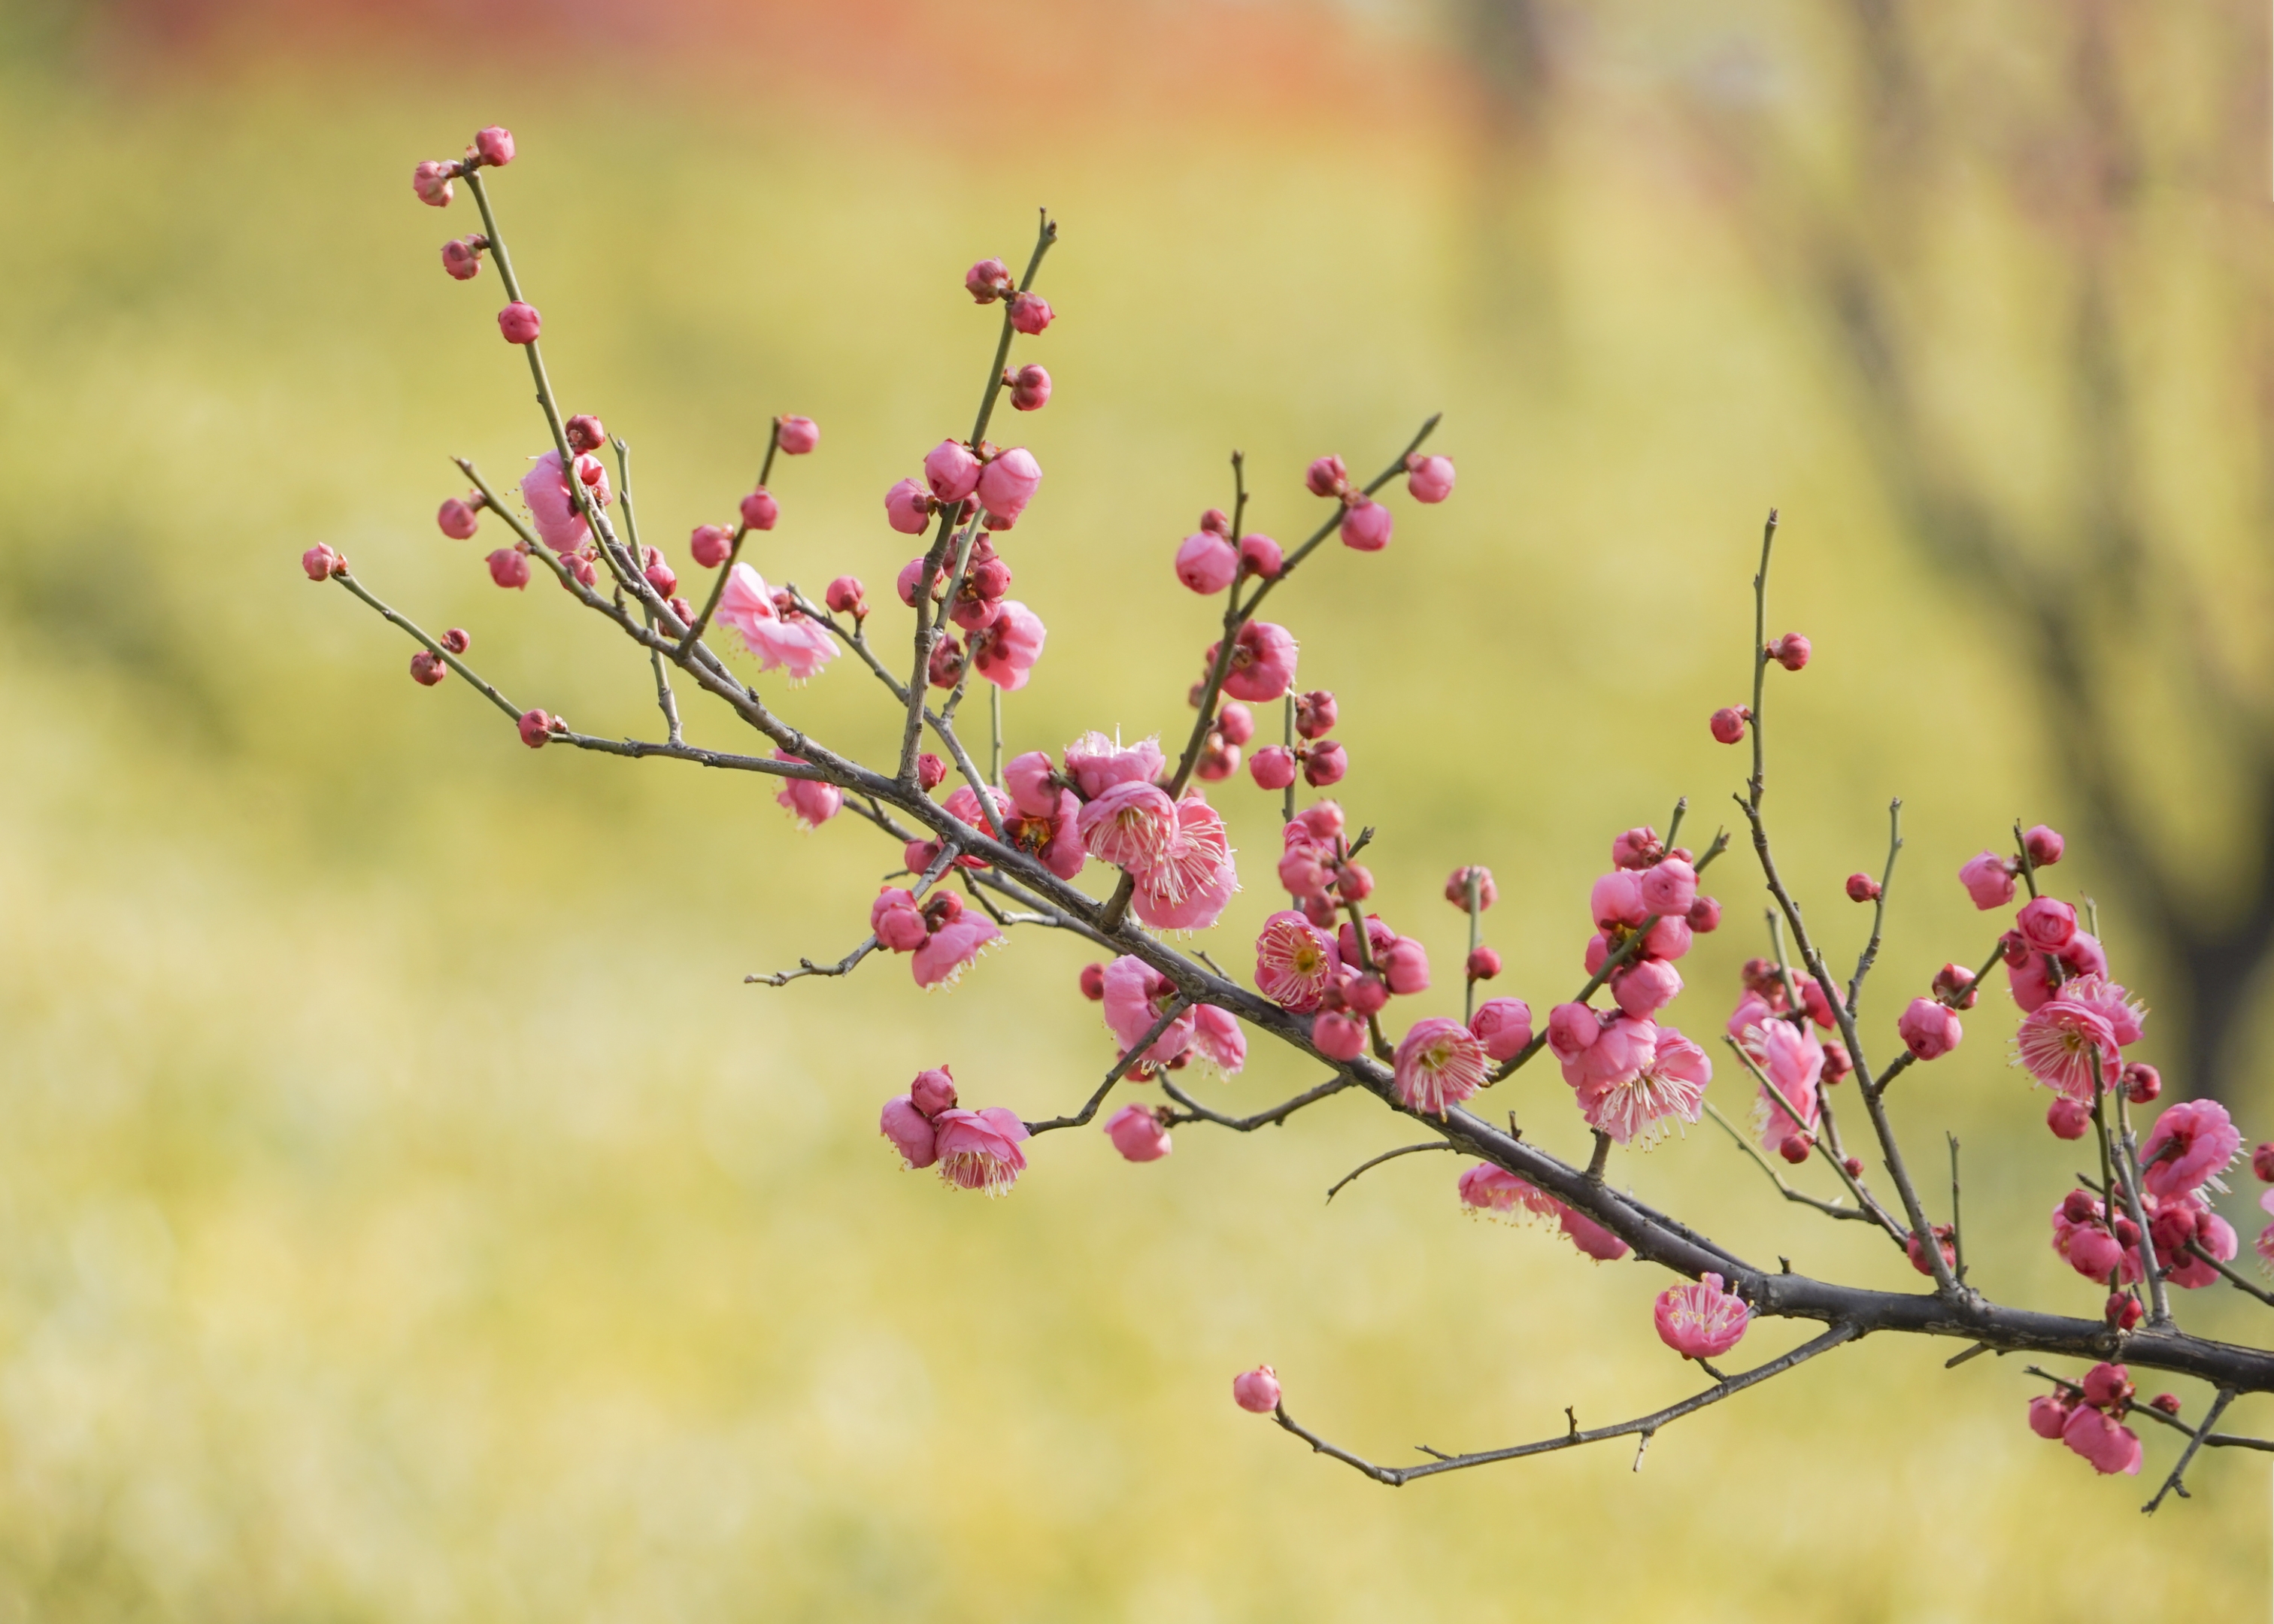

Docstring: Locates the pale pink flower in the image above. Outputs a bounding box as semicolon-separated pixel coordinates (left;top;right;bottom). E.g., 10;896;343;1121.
1727;990;1775;1050
1003;750;1060;817
1581;1026;1709;1147
1102;955;1196;1064
932;1106;1029;1195
1897;996;1962;1061
1639;857;1696;917
1208;621;1299;703
977;447;1042;523
1312;1012;1368;1061
1457;1162;1560;1222
1654;1273;1749;1358
923;439;981;503
1560;1206;1633;1261
912;915;1002;989
1104;1103;1172;1162
1753;1019;1823;1152
1063;732;1165;799
2060;1406;2142;1476
969;599;1045;689
1132;798;1239;932
519;450;589;553
1078;780;1179;870
716;563;839;680
1611;957;1683;1019
1394;1018;1488;1116
943;783;1014;849
1959;850;2017;910
2141;1098;2242;1200
880;1095;937;1168
2016;895;2077;952
1546;1001;1603;1061
1590;870;1649;930
1232;1365;1281;1413
1255;910;1342;1012
1189;1004;1248;1077
1559;1015;1657;1100
2013;1000;2118;1101
773;751;842;829
2054;974;2147;1047
1469;998;1533;1062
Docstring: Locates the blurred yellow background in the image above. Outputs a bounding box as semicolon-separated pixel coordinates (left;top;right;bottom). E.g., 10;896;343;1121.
2;1;2267;1616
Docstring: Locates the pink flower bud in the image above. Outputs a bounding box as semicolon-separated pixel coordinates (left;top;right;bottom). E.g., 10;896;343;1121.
910;1066;958;1117
966;258;1011;301
441;236;484;280
2024;824;2065;867
1078;962;1106;1001
474;125;515;167
486;547;531;589
776;416;820;455
1612;826;1661;870
1215;701;1256;747
1959;850;2017;910
643;550;678;597
1405;453;1456;503
1821;1040;1851;1083
1302;741;1348;787
1239;532;1284;578
1312;1012;1367;1061
1008;364;1051;411
1546;1002;1601;1059
2121;1062;2160;1104
497;301;541;344
1194;508;1230;536
1445;866;1496;911
1294;689;1339;739
1466;946;1502;981
825;575;865;615
1845;872;1881;903
517;708;550;747
412;159;456;206
1295;802;1345;842
879;1095;937;1169
563;414;606;454
2081;1362;2133;1411
1344;972;1390;1017
917;753;948;791
1770;632;1811;671
301;544;341;580
928;634;965;689
1305;455;1348;497
439;628;471;655
2253;1143;2274;1182
1929;962;1977;1010
1639;857;1696;917
740;488;779;532
1105;1104;1172;1163
1897;996;1962;1061
1175;531;1239;594
1906;1225;1956;1274
1779;1134;1813;1165
1232;1365;1281;1413
1687;895;1722;932
2150;1392;2181;1415
924;440;981;504
1250;746;1297;790
884;479;933;536
1211;620;1299;703
1008;291;1053;334
2047;1096;2092;1139
434;496;479;539
1469;996;1530;1060
977;447;1042;524
1380;937;1430;996
409;650;448;686
2017;895;2077;952
1709;706;1750;744
1339;499;1393;552
688;525;732;570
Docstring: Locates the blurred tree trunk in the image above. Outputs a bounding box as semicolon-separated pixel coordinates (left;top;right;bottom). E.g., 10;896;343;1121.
1684;0;2274;1104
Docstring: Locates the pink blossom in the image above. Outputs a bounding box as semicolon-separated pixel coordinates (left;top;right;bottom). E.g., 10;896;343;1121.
1379;936;1430;996
965;258;1011;301
1176;532;1239;594
498;301;541;344
1654;1273;1749;1358
2024;824;2066;866
2046;1095;2093;1140
1102;955;1196;1064
412;158;456;206
924;439;981;503
1639;857;1696;918
2013;1000;2118;1100
1132;799;1239;932
1079;780;1180;870
1576;1026;1707;1146
977;447;1042;523
1003;750;1060;818
1466;947;1502;981
886;477;934;535
911;1067;957;1116
438;492;479;537
1590;870;1649;930
1251;747;1297;790
1312;1012;1367;1061
1009;363;1051;411
776;415;820;455
912;914;1001;989
1340;499;1393;551
1611;958;1683;1020
2027;1392;2075;1441
1232;1365;1281;1413
880;1095;938;1169
1960;850;2017;910
1897;996;1962;1061
969;600;1045;690
1546;1002;1603;1061
1336;915;1396;968
302;544;341;580
1469;998;1533;1062
2017;895;2078;952
1063;732;1166;800
2055;974;2147;1047
1105;1104;1172;1162
715;564;839;680
773;752;842;829
1255;911;1342;1011
2061;1406;2142;1476
1709;706;1750;744
1561;1015;1657;1105
517;708;551;747
1190;1005;1247;1077
1753;1020;1823;1152
1458;1162;1560;1221
1642;915;1693;962
1305;454;1349;496
1239;532;1284;577
740;488;778;531
1560;1206;1632;1261
1005;787;1086;880
1210;621;1299;703
519;450;589;553
2141;1099;2242;1200
1216;701;1256;746
1405;453;1455;503
1393;1018;1488;1116
687;523;732;568
1301;741;1347;786
2157;1194;2238;1289
932;1106;1029;1195
1727;991;1775;1050
474;125;515;166
1008;290;1053;334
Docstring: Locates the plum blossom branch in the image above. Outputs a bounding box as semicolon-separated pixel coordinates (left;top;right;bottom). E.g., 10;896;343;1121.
1323;1141;1460;1204
1270;1323;1860;1486
611;438;683;743
1024;996;1191;1135
1159;1072;1353;1134
1703;1101;1880;1226
2142;1387;2235;1513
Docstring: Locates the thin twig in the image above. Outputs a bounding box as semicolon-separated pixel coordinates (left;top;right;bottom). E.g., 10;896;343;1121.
2144;1387;2235;1513
1326;1141;1460;1204
1158;1073;1352;1133
1024;998;1192;1135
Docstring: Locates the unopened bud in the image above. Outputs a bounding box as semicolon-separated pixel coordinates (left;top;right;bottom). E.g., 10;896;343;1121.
690;525;732;569
486;546;531;589
441;236;485;280
964;257;1011;303
642;547;678;597
474;125;515;167
1305;455;1348;497
412;159;456;207
518;708;552;747
1078;962;1106;1001
437;496;481;538
565;414;606;454
409;649;449;686
1445;866;1496;912
826;575;866;615
2151;1392;2181;1415
1709;706;1751;745
1931;962;1978;1010
1339;500;1393;552
301;544;341;581
1008;364;1051;411
1008;291;1053;334
1687;895;1722;932
1336;862;1374;902
776;416;820;455
1249;746;1297;791
917;753;949;791
1842;1156;1863;1177
1199;508;1231;536
1770;632;1812;671
1466;946;1502;981
1216;700;1256;746
2122;1062;2161;1105
1845;872;1881;904
2024;823;2065;867
1294;689;1338;739
1778;1133;1813;1165
1820;1039;1851;1082
497;301;541;344
2253;1142;2274;1183
439;627;471;655
741;488;779;531
2107;1293;2142;1331
1302;741;1348;787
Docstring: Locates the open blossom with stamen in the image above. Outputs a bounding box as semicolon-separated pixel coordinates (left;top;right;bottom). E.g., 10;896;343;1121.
716;564;839;680
1189;1004;1248;1076
912;912;1002;989
1753;1019;1824;1153
1654;1272;1750;1358
1102;954;1196;1065
2013;999;2120;1101
1255;910;1342;1012
1063;732;1164;798
2054;974;2148;1048
773;751;842;829
931;1106;1029;1194
1558;1013;1656;1101
1393;1018;1488;1116
1078;780;1179;870
1457;1162;1562;1223
1581;1027;1710;1146
2140;1098;2242;1200
1132;798;1239;932
969;600;1045;689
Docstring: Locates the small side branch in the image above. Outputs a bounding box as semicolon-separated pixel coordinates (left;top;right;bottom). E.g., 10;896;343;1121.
2184;1241;2274;1308
1702;1102;1878;1226
2144;1388;2236;1513
1159;1073;1352;1133
1024;998;1192;1135
1271;1323;1860;1486
747;937;879;987
1325;1141;1460;1204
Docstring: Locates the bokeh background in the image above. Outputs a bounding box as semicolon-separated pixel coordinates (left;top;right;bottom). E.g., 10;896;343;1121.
5;0;2272;1616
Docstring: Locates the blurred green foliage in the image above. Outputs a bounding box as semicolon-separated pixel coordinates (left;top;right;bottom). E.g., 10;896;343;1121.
0;16;2264;1619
